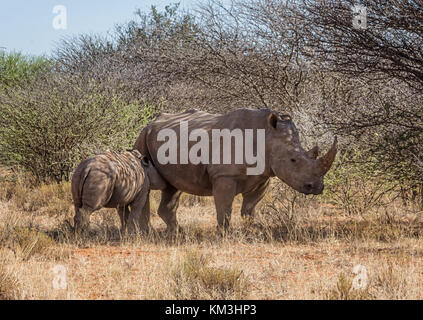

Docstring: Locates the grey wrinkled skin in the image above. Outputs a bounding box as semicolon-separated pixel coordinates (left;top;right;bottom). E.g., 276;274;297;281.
71;150;165;235
134;108;337;234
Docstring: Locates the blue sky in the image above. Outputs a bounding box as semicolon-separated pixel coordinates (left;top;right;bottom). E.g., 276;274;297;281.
0;1;199;56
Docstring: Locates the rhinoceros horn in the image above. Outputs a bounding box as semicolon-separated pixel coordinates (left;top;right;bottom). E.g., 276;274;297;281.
317;137;338;175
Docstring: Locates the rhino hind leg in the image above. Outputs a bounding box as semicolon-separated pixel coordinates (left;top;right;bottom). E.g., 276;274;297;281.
213;178;237;233
80;167;115;209
74;205;94;234
157;186;182;236
138;195;151;233
241;180;270;219
117;205;130;235
126;188;151;235
74;171;115;235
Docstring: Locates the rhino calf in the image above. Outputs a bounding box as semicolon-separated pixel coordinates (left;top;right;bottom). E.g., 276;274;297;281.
71;150;165;234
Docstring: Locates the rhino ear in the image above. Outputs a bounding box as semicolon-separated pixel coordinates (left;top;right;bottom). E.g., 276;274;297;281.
307;146;320;160
268;113;278;129
280;114;292;121
276;117;297;140
131;149;143;159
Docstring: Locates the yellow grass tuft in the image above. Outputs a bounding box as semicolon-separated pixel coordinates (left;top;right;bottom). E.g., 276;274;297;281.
0;265;20;300
164;250;250;299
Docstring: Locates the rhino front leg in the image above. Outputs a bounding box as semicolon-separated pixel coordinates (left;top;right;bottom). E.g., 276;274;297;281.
241;179;270;219
213;178;237;233
157;186;182;236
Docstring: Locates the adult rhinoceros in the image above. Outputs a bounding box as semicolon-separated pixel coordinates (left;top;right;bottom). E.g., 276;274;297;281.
134;108;337;234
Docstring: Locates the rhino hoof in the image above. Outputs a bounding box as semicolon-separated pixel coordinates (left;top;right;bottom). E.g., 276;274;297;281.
216;226;233;237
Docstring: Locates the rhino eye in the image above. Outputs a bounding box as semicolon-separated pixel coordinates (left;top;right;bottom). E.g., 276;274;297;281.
290;158;296;163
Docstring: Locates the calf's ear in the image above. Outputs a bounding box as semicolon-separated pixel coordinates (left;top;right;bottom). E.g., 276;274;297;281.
130;149;143;159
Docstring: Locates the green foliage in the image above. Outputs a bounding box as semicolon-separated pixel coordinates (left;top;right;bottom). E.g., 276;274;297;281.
0;51;51;88
322;149;398;215
0;74;161;182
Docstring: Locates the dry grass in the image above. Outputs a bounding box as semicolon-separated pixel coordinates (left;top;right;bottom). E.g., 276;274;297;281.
14;182;72;216
0;264;20;300
1;172;423;299
162;250;250;299
8;227;55;261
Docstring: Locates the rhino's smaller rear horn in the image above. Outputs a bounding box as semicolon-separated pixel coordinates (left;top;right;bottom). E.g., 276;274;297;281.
307;146;320;160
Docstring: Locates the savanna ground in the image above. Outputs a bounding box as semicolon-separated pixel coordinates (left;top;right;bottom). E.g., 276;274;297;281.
1;166;423;300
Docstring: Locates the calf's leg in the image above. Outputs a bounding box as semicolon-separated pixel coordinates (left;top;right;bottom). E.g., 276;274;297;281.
127;188;151;234
74;206;93;234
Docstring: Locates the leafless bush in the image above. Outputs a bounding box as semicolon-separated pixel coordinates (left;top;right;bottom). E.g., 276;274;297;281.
53;2;315;114
300;0;423;91
298;0;423;202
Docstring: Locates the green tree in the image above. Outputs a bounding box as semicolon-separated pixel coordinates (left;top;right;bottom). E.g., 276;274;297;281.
0;51;51;88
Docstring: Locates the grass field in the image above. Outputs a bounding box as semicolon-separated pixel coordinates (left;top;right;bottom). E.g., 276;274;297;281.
1;167;423;300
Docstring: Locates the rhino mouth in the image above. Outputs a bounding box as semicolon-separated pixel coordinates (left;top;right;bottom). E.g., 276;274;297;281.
302;182;324;195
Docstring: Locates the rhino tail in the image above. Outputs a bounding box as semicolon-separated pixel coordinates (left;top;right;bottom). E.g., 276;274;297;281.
134;124;152;160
